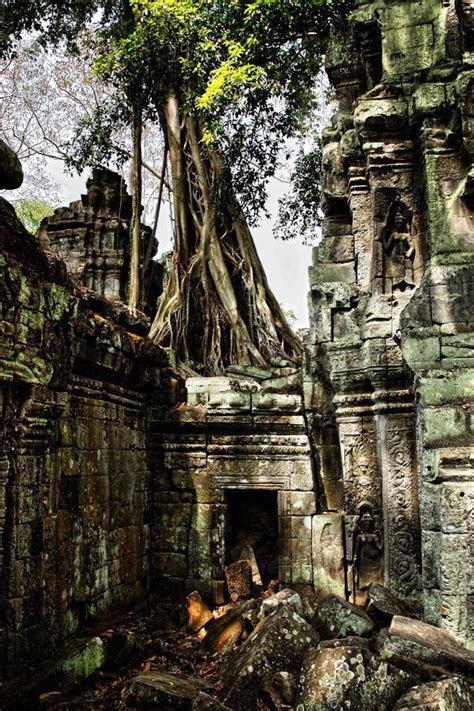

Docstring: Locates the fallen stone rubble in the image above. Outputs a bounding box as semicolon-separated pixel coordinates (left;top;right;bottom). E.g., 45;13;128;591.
120;581;474;710
3;580;474;710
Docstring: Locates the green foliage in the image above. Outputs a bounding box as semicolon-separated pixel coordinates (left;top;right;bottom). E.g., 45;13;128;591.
64;97;131;172
275;141;323;244
112;0;353;223
12;197;54;233
3;0;354;231
0;1;101;56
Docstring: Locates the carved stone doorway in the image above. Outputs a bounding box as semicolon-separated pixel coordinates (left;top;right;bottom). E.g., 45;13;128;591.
225;489;279;587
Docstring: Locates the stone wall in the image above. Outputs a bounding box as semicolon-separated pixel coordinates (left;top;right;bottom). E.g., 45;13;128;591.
0;197;170;675
40;167;163;315
1;0;473;676
151;375;318;604
306;0;474;644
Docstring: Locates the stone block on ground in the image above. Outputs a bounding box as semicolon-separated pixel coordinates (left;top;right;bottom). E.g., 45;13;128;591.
124;670;209;709
0;635;105;707
224;559;253;601
202;606;247;657
186;591;213;633
296;646;417;711
313;595;376;640
220;605;319;709
393;676;474;710
378;616;474;680
192;691;231;710
231;544;262;587
258;588;304;621
261;670;297;709
240;598;261;629
365;582;418;628
318;636;371;651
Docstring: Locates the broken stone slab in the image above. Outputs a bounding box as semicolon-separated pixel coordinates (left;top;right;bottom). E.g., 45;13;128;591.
258;588;304;621
318;635;371;651
224;559;253;601
125;670;208;709
0;635;105;707
202;605;247;657
192;691;231;710
0;139;23;190
378;616;474;680
313;594;376;640
393;676;474;710
220;605;319;709
365;582;418;628
261;670;297;709
186;591;213;633
296;646;417;711
240;598;261;629
231;543;262;587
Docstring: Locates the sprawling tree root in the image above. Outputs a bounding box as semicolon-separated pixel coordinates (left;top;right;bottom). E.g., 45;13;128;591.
149;97;302;374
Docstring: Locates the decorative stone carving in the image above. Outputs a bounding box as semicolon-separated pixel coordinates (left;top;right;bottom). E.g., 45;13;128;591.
381;200;416;292
350;503;384;602
312;514;345;598
304;0;473;628
41;167;163;313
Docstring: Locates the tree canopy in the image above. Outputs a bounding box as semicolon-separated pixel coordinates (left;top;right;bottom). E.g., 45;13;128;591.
79;0;351;221
2;0;352;225
1;0;354;372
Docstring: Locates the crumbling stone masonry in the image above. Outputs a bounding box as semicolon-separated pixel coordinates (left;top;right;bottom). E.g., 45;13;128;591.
151;375;317;604
305;0;474;645
40;167;163;314
0;197;171;676
1;0;474;683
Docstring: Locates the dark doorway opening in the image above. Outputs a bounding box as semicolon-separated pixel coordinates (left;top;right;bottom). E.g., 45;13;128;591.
225;489;279;587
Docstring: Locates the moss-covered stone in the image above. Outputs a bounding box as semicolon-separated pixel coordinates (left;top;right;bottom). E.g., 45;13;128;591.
296;646;416;711
313;595;376;640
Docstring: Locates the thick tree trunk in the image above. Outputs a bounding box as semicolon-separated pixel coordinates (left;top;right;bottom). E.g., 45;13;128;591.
149;96;302;373
128;106;142;309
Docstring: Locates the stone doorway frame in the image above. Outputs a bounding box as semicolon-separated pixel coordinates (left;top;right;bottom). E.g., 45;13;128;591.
206;457;315;603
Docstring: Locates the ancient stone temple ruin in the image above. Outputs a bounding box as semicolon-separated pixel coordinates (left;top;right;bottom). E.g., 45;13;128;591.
40;167;163;312
305;0;474;642
0;0;473;707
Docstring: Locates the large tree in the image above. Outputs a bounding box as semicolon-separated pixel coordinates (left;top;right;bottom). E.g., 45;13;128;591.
0;35;167;274
1;0;353;373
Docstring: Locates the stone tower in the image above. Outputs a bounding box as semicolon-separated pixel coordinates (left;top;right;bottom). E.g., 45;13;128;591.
41;167;163;312
305;0;474;645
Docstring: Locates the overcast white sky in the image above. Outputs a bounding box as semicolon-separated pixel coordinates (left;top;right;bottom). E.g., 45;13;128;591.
50;162;314;328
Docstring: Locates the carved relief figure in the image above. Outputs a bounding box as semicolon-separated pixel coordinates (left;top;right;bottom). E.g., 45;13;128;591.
320;521;345;581
382;201;416;291
344;436;380;512
351;503;383;601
